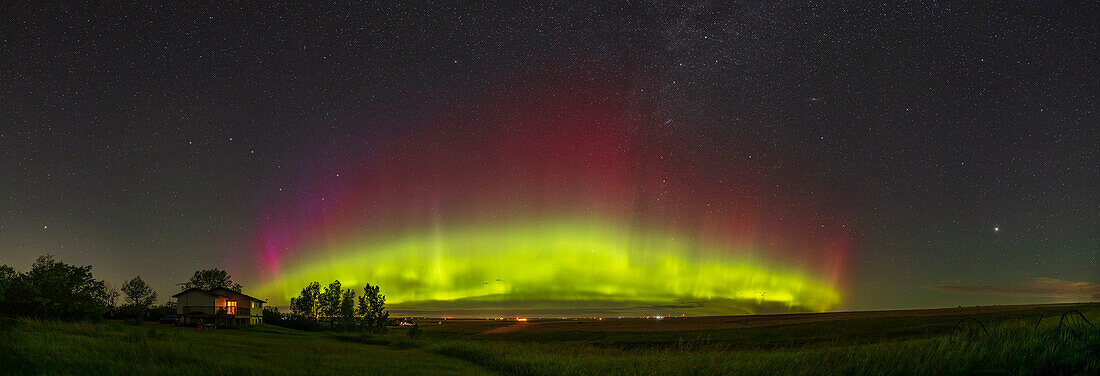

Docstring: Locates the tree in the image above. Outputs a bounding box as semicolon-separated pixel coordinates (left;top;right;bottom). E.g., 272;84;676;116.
101;283;122;319
290;281;320;319
0;265;14;300
319;280;343;329
0;265;16;315
104;284;120;309
339;289;356;329
13;255;111;320
182;269;242;292
121;276;157;322
357;283;389;333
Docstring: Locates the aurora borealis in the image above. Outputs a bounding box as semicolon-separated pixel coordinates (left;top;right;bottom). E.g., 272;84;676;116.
251;79;851;314
3;2;1095;316
257;218;843;313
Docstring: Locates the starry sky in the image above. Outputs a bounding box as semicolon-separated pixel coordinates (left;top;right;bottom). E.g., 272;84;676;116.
1;2;1096;314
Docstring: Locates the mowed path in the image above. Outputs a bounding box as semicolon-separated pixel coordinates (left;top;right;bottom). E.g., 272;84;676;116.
483;322;531;334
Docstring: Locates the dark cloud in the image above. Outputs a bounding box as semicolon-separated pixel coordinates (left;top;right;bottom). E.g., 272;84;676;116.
929;278;1100;298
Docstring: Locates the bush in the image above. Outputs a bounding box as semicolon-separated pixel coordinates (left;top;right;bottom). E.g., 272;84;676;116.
275;315;324;332
262;306;283;325
147;302;176;320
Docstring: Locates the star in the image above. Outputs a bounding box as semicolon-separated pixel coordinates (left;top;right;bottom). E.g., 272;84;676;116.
0;0;1091;317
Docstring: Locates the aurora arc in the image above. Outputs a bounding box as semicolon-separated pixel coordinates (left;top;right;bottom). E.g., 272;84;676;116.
249;77;852;315
255;218;842;312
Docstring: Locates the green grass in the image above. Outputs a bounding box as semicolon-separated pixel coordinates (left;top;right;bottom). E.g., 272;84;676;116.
2;304;1097;375
415;303;1100;375
426;320;1099;375
0;319;494;376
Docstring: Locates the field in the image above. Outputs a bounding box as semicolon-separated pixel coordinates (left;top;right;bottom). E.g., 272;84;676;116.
2;303;1097;375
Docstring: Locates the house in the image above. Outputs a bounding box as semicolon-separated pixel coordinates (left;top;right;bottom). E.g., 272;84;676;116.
172;287;266;326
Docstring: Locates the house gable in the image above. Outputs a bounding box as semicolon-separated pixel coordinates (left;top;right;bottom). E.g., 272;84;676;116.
171;287;218;298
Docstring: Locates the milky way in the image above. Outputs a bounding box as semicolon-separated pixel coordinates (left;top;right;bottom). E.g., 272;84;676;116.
2;3;1093;313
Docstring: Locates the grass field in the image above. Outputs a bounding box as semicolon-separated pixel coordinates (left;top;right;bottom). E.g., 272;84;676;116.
0;319;493;376
2;303;1097;375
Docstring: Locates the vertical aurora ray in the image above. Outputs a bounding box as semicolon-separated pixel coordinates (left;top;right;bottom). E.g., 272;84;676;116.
250;76;853;315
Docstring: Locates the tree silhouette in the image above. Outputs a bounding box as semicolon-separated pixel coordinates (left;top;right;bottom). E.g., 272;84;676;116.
122;276;157;322
0;265;14;304
182;269;242;291
290;281;320;319
0;265;16;315
319;280;343;330
357;283;388;333
339;289;357;330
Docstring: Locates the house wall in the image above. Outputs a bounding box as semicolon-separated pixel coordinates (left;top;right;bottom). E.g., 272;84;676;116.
249;300;263;316
250;300;263;325
173;288;265;325
176;291;216;314
175;289;264;326
211;288;264;324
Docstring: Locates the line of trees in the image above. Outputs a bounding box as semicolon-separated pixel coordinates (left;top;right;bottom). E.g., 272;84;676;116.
275;280;389;333
2;255;391;333
0;255;238;324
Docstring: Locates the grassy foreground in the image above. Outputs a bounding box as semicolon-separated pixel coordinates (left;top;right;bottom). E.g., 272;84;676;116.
1;303;1097;375
0;319;493;376
426;320;1099;375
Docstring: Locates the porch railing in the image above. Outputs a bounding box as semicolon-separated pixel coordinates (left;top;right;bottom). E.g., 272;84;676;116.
181;306;251;317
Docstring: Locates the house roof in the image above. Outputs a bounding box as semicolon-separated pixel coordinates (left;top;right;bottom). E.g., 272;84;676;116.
210;287;266;302
171;287;232;298
171;287;265;302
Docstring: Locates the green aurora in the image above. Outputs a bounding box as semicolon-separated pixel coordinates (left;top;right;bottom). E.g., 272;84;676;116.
256;218;842;314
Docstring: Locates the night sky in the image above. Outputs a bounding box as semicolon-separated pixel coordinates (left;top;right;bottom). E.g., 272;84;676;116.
1;2;1096;314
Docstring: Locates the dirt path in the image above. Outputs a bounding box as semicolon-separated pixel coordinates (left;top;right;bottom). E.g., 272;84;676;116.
483;322;533;334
